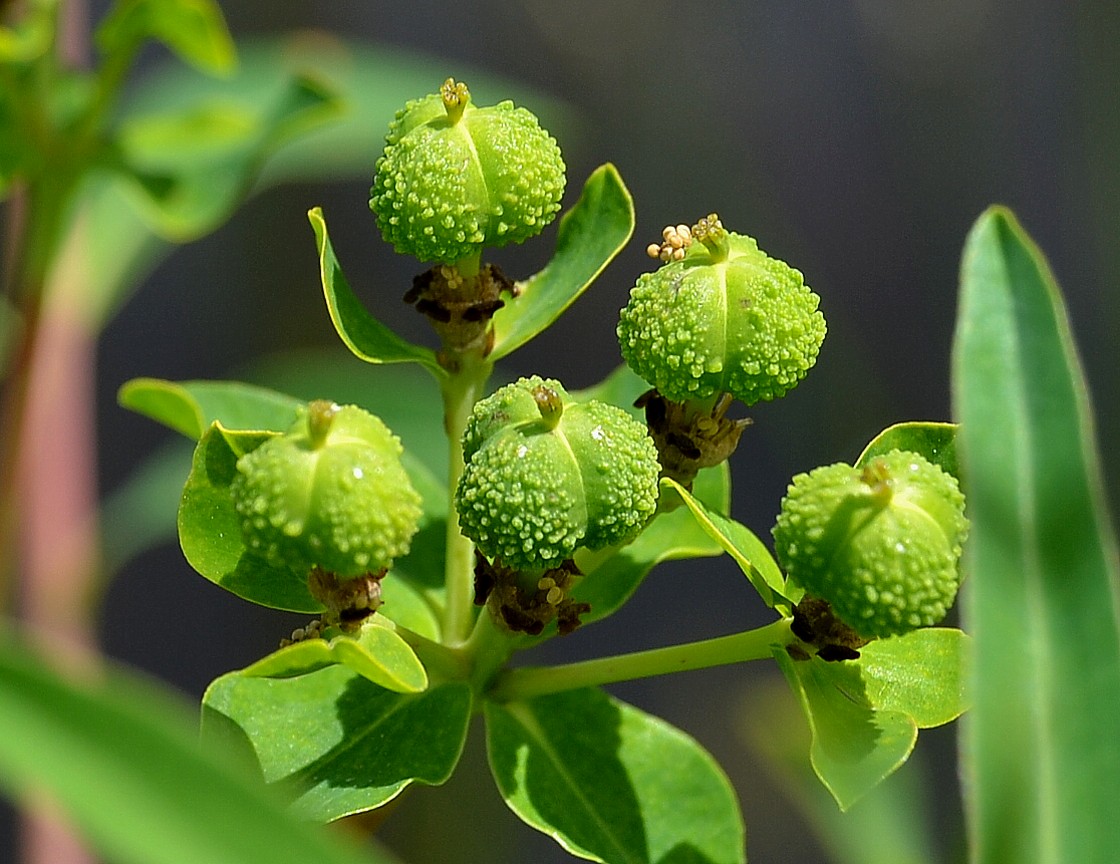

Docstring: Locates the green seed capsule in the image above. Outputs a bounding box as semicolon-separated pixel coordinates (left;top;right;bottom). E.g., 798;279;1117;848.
230;402;422;579
455;377;661;570
772;450;968;639
369;78;566;265
618;217;826;406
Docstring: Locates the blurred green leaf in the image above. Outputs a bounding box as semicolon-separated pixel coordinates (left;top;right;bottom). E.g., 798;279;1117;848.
96;0;235;75
0;628;390;864
855;421;958;479
116;75;336;239
310;206;442;375
490;164;634;361
119;377;302;439
202;667;471;822
572;464;730;629
662;477;795;613
485;687;744;864
952;206;1120;863
773;648;917;811
243;623;427;694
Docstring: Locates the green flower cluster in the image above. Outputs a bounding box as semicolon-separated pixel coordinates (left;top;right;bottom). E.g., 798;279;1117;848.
230;402;421;579
370;78;566;265
618;216;825;406
773;449;968;638
455;377;661;570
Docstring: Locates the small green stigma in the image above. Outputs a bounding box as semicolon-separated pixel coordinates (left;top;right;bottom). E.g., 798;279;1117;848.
691;213;729;262
440;77;470;124
306;400;340;450
532;384;564;430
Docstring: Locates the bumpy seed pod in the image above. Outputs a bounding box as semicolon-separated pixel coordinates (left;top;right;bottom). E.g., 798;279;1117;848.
370;77;566;265
772;450;968;639
455;377;661;570
230;401;422;579
618;214;826;406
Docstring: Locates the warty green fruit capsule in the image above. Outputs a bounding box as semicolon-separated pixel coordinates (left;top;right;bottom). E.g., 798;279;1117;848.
618;214;826;406
772;449;968;639
369;77;566;265
455;376;661;570
230;401;422;579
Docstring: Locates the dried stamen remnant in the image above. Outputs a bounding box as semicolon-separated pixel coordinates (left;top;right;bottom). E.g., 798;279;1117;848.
788;596;869;662
280;618;324;648
636;389;751;488
403;262;518;360
308;567;386;631
473;553;590;636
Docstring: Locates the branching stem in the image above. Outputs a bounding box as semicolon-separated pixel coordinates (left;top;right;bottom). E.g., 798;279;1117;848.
487;617;797;701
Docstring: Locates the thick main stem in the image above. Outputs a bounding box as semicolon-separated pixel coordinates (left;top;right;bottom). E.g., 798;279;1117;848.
439;354;491;645
488;617;796;701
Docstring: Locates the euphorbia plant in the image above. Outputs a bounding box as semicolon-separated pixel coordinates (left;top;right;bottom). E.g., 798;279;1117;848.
122;77;971;862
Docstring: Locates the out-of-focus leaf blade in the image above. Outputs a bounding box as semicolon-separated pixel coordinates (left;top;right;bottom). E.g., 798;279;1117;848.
855;422;959;479
202;667;471;822
490;164;634;361
0;629;390;864
96;0;236;75
952;206;1120;863
485;688;744;864
309;207;442;374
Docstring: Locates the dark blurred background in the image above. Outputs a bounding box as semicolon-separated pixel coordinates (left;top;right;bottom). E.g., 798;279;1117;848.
87;2;1119;862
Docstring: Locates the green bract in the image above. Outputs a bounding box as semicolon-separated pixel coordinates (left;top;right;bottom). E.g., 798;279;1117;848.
772;449;968;639
230;401;422;579
617;218;826;405
369;78;566;265
455;376;661;570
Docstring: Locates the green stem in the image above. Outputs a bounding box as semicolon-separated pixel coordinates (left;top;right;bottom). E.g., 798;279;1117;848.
487;617;796;701
439;353;492;645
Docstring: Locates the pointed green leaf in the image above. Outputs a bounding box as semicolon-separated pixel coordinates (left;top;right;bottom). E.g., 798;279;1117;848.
952;206;1120;863
310;207;442;375
572;464;730;628
119;377;302;439
96;0;236;75
0;629;390;864
490;164;635;361
661;477;796;612
202;667;471;822
178;424;321;612
856;628;970;728
242;624;427;694
855;421;959;479
485;688;744;864
773;648;917;811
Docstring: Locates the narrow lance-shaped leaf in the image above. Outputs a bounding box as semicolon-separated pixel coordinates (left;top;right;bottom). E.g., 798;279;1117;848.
202;667;472;823
310;207;443;376
0;629;389;864
95;0;236;75
485;687;744;864
490;164;635;361
952;206;1120;864
661;477;795;612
